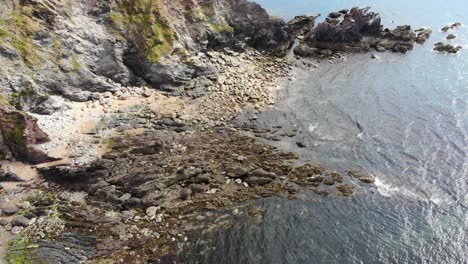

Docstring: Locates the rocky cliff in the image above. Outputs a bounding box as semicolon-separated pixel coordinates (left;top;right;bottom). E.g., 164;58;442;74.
0;0;294;104
0;0;304;162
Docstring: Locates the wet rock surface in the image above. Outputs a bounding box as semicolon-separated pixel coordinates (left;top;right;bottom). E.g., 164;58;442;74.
30;127;376;262
433;42;462;53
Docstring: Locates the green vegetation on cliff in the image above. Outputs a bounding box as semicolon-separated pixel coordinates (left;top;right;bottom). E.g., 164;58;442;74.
110;0;174;63
0;9;43;66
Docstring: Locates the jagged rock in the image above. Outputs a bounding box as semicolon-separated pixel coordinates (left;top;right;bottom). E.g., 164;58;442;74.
207;0;293;55
339;9;349;14
415;28;433;44
296;7;418;55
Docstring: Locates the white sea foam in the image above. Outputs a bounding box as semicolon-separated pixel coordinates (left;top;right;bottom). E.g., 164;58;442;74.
308;123;318;132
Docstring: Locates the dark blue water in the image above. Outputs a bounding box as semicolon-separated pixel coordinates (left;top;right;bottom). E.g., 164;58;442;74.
191;1;468;263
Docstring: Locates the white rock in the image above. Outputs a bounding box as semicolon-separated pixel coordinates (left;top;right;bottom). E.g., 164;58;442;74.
146;206;160;219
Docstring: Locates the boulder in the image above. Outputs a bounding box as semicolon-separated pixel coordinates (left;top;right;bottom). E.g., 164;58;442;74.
415;28;432;44
245;176;274;186
328;12;342;19
446;34;456;40
336;185;355;196
2;206;19;215
0;106;56;164
11;215;31;227
433;42;462;53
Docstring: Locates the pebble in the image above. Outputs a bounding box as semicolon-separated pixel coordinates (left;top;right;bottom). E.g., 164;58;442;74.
11;226;23;234
0;219;9;226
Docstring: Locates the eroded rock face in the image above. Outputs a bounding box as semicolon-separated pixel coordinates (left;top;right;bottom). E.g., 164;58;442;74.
295;7;426;56
206;0;293;54
0;0;297;107
0;105;54;163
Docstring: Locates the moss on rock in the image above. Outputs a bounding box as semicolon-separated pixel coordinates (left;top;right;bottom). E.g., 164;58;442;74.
110;0;174;63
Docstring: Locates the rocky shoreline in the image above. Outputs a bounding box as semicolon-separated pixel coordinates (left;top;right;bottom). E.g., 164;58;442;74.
0;1;464;263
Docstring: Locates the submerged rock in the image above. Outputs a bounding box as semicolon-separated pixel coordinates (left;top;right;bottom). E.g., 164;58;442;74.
441;22;463;32
336;185;355;196
446;34;456;40
434;42;462;53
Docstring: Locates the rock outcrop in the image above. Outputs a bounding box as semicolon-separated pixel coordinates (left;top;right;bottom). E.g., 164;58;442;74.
441;22;462;32
0;104;54;163
294;7;429;56
433;42;462;53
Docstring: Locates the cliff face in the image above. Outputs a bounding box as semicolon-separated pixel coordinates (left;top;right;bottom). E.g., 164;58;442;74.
0;0;292;105
0;0;298;161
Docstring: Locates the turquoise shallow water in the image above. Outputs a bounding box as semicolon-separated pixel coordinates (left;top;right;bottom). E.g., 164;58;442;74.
188;1;468;263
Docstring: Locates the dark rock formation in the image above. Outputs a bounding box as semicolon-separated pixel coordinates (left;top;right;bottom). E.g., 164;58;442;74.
442;22;463;32
206;0;293;55
328;12;342;19
295;7;425;56
434;42;462;53
446;34;456;40
415;28;433;44
0;105;56;164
